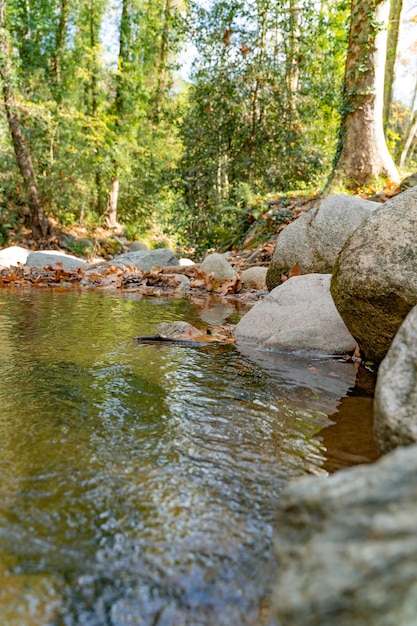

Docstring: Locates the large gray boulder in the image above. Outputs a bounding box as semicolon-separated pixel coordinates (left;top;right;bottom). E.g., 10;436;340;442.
234;274;356;354
374;305;417;452
0;245;30;268
331;186;417;364
26;251;89;270
274;443;417;626
200;253;237;280
266;194;378;290
111;249;178;271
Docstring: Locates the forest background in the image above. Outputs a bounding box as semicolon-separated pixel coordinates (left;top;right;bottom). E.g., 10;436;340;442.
0;0;416;256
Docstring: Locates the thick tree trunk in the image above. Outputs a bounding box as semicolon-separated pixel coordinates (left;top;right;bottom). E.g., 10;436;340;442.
383;0;403;125
329;0;399;190
0;2;51;240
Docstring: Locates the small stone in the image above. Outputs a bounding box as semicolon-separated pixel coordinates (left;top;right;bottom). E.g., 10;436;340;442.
200;253;236;280
178;258;195;266
240;266;268;289
129;241;148;252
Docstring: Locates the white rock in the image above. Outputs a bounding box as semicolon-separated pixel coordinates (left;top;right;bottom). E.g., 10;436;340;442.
274;444;417;626
240;266;268;289
178;258;195;266
235;274;356;354
200;253;236;280
0;246;30;268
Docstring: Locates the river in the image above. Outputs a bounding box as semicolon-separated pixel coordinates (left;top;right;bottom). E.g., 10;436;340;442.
0;289;379;625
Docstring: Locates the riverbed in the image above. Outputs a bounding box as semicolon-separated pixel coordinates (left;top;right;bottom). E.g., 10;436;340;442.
0;289;379;625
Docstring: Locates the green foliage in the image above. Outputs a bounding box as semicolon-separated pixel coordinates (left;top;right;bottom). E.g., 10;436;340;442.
0;0;406;254
171;0;349;250
0;204;21;246
63;236;95;258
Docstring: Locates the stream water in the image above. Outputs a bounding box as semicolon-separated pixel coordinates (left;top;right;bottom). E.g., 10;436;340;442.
0;289;379;625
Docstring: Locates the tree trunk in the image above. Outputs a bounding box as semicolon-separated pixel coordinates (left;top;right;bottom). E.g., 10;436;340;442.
248;5;267;166
0;0;51;241
106;173;120;228
383;0;403;125
153;0;172;121
105;0;131;227
399;77;417;169
399;110;417;169
285;0;300;113
52;0;70;99
329;0;399;190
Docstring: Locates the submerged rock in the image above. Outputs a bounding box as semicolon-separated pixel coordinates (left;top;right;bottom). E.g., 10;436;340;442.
266;194;377;290
374;304;417;452
234;274;356;354
273;443;417;626
331;185;417;364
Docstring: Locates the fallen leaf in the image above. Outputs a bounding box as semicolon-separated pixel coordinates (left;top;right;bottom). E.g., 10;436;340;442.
288;262;301;278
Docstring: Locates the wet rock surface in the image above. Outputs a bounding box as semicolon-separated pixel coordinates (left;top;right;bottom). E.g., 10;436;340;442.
273;443;417;626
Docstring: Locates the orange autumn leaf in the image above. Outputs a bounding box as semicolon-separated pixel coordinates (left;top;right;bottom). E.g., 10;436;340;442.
288;262;301;278
216;277;242;295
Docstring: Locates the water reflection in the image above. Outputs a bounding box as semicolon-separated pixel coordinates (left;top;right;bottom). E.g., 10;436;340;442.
0;290;365;625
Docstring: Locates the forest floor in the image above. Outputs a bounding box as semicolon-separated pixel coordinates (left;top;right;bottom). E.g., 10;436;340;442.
1;185;402;307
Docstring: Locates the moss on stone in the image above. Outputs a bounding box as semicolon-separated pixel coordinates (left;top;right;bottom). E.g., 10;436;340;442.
266;262;289;291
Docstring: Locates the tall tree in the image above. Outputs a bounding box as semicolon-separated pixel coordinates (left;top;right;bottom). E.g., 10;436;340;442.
177;0;348;249
329;0;399;189
52;0;70;100
0;0;51;240
383;0;403;126
105;0;131;228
